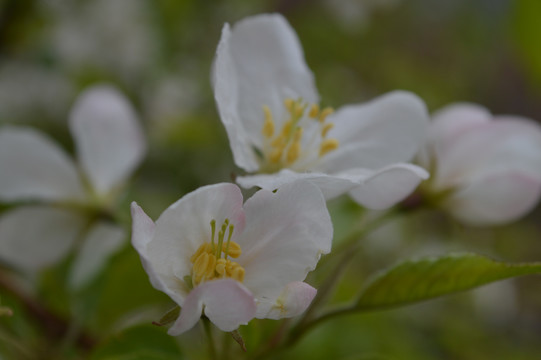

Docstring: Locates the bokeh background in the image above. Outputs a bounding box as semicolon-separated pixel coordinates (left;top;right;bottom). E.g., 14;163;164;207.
1;0;541;359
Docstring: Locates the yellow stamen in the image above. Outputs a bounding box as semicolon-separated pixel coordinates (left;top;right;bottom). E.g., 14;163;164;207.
294;103;306;119
308;103;320;118
286;127;303;164
321;122;334;138
319;107;334;123
262;105;275;138
225;241;242;258
284;98;294;112
231;267;245;282
269;147;284;163
319;138;339;157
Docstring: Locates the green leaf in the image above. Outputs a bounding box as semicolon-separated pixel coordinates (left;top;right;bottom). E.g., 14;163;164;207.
90;324;182;360
356;253;541;310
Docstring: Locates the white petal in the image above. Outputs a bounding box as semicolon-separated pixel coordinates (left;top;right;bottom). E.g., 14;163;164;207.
318;91;429;173
141;184;246;303
348;164;429;209
256;281;316;320
239;181;332;302
213;14;318;171
69;84;146;197
237;169;360;200
0;127;86;202
0;206;86;272
168;279;256;335
443;170;541;226
69;221;125;290
436;117;541;189
131;202;176;301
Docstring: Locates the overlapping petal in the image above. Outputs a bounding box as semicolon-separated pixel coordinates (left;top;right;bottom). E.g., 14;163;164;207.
69;84;146;197
168;279;256;335
213;13;318;171
238;181;332;303
256;281;317;320
0;127;86;202
318;91;428;173
0;205;86;271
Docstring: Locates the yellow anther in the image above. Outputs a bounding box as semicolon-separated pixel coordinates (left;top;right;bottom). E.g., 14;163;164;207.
284;98;294;113
286;128;303;164
216;258;227;276
225;241;242;258
205;254;217;278
271;134;286;148
190;243;212;263
231;267;245;282
280;120;293;137
321;122;334;138
319;107;334;123
262;105;275;138
269;147;284;163
308;103;320;118
193;252;210;280
294;103;306;119
319;138;339;157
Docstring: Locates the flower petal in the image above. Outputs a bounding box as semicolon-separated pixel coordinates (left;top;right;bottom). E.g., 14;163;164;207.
0;206;86;272
443;170;541;226
69;84;146;197
69;221;125;290
238;181;332;302
0;127;86;202
213;14;318;171
256;281;316;320
435;117;541;189
136;184;246;303
168;279;256;335
347;164;429;209
318;91;428;173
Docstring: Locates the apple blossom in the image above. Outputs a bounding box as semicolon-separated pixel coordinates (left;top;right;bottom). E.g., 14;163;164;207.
130;181;332;335
417;103;541;225
213;13;429;209
0;84;145;287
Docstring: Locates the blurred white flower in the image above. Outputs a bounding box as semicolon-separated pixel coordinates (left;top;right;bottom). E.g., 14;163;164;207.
131;181;332;335
213;14;429;209
0;85;146;288
417;103;541;225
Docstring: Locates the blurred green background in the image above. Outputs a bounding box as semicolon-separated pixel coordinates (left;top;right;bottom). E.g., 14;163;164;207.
1;0;541;359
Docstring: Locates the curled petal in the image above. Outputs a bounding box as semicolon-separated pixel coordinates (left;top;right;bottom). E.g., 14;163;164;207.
347;164;429;209
70;84;146;197
213;14;318;171
0;127;85;202
239;181;332;302
256;281;316;320
320;91;429;173
0;206;86;272
443;170;541;226
168;279;256;335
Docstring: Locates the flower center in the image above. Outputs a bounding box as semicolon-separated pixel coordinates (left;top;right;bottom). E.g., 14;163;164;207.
189;219;245;287
259;98;339;172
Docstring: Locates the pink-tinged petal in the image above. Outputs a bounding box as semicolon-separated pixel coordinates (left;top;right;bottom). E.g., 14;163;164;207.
436;117;541;189
256;281;316;320
69;84;146;197
168;279;256;335
69;221;125;290
213;14;318;171
131;202;182;304
0;127;86;202
443;170;541;226
319;91;429;173
239;181;332;302
348;164;429;209
144;184;246;302
0;206;86;272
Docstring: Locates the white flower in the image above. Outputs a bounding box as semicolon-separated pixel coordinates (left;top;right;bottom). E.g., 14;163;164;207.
213;13;429;209
417;103;541;225
0;84;145;287
130;181;332;335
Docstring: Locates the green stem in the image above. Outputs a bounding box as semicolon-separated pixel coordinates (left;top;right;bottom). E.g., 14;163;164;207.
203;318;218;360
